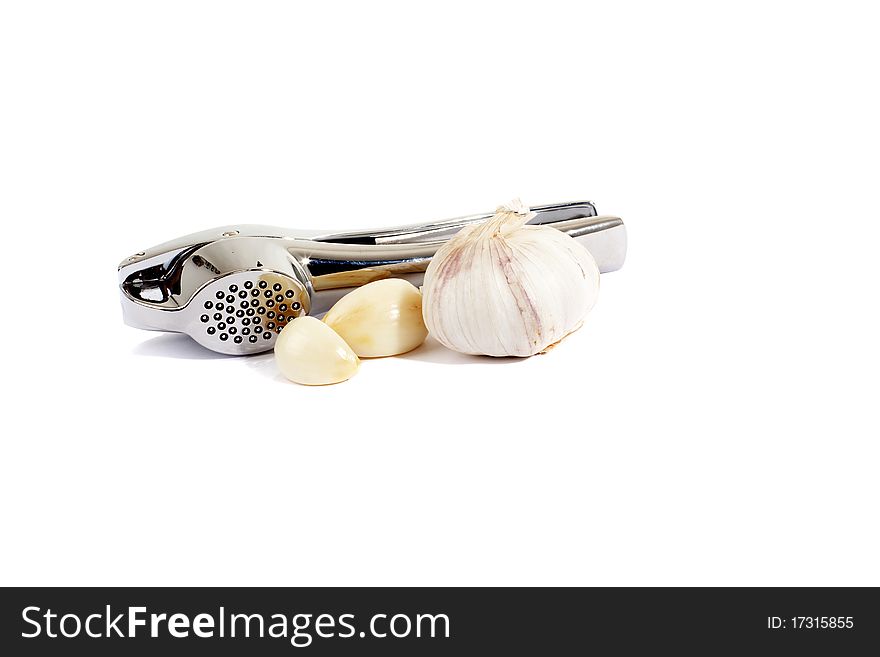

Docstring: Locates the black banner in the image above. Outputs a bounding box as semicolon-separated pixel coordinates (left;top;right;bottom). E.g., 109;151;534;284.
1;587;877;655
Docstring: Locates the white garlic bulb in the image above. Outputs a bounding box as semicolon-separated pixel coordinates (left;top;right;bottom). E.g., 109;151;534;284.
422;199;600;357
275;316;359;385
323;279;428;357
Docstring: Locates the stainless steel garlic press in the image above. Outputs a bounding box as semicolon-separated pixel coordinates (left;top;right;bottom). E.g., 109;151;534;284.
118;201;627;355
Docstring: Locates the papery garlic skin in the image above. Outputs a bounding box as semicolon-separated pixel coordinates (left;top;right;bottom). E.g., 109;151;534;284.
422;199;600;357
275;316;359;385
323;279;428;357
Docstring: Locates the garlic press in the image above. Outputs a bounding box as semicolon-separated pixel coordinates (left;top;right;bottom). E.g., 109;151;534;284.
118;201;627;355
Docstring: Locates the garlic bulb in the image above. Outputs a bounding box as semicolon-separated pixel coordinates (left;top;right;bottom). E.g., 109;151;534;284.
275;316;359;385
323;279;428;357
422;199;600;357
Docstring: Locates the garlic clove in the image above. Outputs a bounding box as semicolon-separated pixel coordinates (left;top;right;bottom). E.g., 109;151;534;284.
274;316;359;385
323;279;428;357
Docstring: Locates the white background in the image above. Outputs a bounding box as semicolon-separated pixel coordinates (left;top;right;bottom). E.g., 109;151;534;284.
2;1;878;586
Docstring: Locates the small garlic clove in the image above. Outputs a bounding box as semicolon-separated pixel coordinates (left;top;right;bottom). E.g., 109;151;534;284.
274;316;359;385
323;279;428;357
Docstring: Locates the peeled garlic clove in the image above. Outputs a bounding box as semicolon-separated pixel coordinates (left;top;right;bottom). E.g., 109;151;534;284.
274;316;359;385
323;279;428;357
422;199;600;357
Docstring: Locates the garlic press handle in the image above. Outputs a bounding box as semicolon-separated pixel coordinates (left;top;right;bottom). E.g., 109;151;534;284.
301;211;626;314
313;201;600;245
